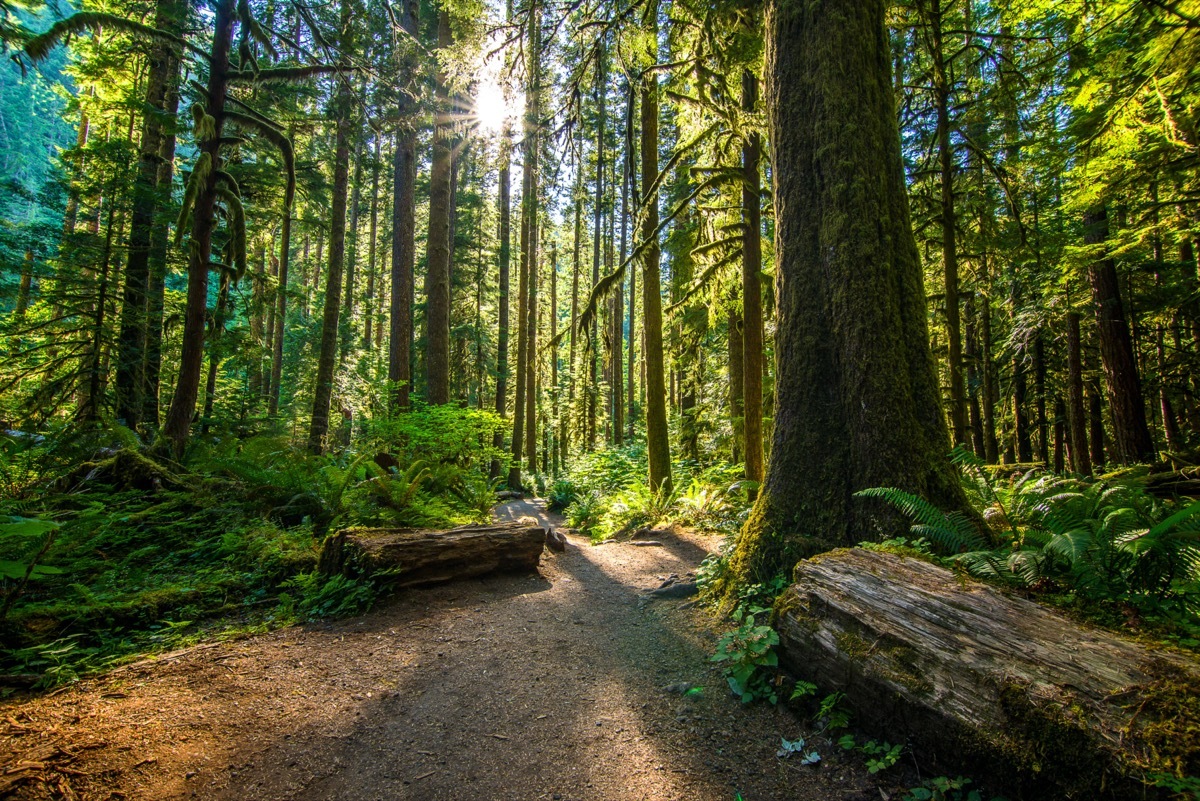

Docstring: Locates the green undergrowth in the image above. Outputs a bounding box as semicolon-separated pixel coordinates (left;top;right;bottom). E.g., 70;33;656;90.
0;407;507;689
859;447;1200;648
556;441;756;542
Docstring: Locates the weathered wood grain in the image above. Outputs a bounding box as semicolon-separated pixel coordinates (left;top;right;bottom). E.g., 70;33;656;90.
775;548;1200;800
318;523;546;587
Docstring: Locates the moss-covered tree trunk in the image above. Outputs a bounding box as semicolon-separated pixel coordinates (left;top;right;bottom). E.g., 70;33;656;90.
727;0;969;585
640;0;671;494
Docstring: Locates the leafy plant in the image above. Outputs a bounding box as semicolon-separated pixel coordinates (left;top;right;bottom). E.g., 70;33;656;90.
858;462;1200;616
903;776;993;801
777;736;821;764
0;515;62;620
711;601;781;704
281;572;377;621
546;478;577;512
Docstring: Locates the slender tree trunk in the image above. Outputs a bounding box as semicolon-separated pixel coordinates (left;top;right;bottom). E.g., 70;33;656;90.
307;0;354;453
927;0;966;446
388;0;418;411
269;127;296;416
491;127;512;479
365;132;380;351
729;303;744;462
640;0;671;494
201;270;231;433
142;49;181;430
1084;205;1154;464
741;70;765;493
567;136;582;460
525;206;539;474
114;0;183;429
729;0;970;586
161;0;235;453
1034;336;1048;464
588;39;606;452
82;202;118;422
423;9;454;405
342;128;364;356
1066;309;1091;474
980;294;999;461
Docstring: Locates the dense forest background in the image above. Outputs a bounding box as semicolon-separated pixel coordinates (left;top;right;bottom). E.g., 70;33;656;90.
1;0;1199;720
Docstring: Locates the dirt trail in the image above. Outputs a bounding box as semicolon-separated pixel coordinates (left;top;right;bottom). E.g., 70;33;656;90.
2;500;884;800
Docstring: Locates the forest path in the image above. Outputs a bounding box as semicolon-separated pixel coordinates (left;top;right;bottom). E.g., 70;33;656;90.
2;501;882;801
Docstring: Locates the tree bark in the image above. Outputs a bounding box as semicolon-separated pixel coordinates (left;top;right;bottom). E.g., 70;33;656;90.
423;9;454;405
318;523;547;587
775;548;1200;800
640;0;671;494
741;70;765;494
388;0;418;412
926;0;966;447
160;0;235;453
114;0;184;430
307;0;354;453
728;0;969;586
491;127;512;479
1066;309;1091;474
1084;205;1154;464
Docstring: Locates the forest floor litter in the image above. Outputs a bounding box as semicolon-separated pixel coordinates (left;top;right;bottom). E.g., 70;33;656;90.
1;499;894;800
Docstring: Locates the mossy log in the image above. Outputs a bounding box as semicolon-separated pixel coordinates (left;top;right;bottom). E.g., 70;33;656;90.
317;523;546;587
774;548;1200;800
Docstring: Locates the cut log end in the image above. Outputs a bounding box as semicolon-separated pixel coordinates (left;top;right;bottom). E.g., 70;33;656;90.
774;548;1200;801
319;522;546;588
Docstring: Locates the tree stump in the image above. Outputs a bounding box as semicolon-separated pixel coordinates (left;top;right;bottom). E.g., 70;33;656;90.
318;523;546;588
774;548;1200;800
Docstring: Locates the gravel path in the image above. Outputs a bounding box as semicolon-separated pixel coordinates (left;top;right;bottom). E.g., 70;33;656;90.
1;501;884;800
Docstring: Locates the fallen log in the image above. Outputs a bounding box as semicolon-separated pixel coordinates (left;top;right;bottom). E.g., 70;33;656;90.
774;548;1200;801
318;523;546;587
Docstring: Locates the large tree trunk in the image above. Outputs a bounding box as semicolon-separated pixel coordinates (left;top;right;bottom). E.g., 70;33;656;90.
307;0;354;453
775;548;1200;800
1084;205;1154;464
113;0;184;430
741;70;765;494
423;9;454;405
640;0;671;494
318;523;547;587
160;0;235;453
728;0;968;585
